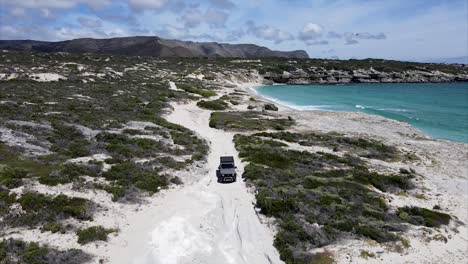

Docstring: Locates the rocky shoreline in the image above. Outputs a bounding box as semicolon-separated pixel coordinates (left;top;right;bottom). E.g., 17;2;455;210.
261;68;468;85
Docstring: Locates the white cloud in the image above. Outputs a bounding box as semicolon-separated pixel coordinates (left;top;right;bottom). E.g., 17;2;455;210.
180;8;229;29
298;23;323;41
205;9;228;28
246;21;294;44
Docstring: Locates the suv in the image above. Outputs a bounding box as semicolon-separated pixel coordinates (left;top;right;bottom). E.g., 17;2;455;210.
217;156;237;183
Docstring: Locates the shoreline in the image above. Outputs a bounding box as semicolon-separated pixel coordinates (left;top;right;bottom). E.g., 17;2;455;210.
241;81;468;145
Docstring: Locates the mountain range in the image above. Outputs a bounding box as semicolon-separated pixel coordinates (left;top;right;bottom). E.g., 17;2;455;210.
0;36;309;59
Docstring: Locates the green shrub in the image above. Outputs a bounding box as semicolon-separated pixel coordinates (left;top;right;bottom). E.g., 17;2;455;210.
253;131;402;161
0;238;91;264
176;83;217;97
310;251;335;264
101;161;168;195
41;222;65;234
38;163;99;186
210;111;294;131
355;225;398;243
0;190;16;215
0;168;28;188
398;206;451;227
360;250;376;259
77;226;115;244
14;193;92;227
196;99;229;110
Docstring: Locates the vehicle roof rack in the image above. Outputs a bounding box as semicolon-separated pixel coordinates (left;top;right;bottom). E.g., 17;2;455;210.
220;156;234;162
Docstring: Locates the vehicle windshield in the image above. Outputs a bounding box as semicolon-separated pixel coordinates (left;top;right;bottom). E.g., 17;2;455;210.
221;164;234;169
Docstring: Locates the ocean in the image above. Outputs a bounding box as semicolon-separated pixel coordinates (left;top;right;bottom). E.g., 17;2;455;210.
256;83;468;143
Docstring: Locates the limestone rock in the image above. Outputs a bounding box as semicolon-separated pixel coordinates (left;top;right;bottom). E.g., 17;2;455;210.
264;103;278;111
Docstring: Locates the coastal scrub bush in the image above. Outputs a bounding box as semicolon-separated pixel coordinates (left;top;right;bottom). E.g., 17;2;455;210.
253;131;402;161
10;193;93;227
176;82;217;97
38;163;100;186
41;222;66;234
101;161;169;195
0;167;28;188
0;238;91;264
196;99;229;110
0;190;16;216
397;206;451;227
209;111;294;131
77;226;116;244
48;122;91;158
310;251;335;264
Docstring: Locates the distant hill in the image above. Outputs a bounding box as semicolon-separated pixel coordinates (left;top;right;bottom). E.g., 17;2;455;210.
0;36;309;59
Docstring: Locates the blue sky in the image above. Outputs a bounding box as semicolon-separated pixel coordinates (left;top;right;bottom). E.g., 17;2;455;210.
0;0;466;61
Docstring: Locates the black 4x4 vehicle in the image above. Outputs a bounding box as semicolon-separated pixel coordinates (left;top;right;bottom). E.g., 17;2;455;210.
217;156;237;183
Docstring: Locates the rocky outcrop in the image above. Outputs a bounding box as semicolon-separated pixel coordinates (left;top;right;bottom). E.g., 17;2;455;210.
262;68;468;84
264;103;278;111
0;36;309;59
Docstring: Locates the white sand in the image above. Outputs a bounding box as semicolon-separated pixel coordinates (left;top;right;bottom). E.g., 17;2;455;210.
168;81;184;91
66;154;111;164
186;73;205;80
29;73;66;82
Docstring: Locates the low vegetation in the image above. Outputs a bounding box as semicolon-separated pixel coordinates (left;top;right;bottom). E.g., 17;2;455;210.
254;131;404;161
1;192;93;228
77;226;116;244
360;250;376;259
209;111;294;131
176;82;217;97
397;206;451;227
233;133;448;263
196;99;229;110
0;238;91;264
100;161;169;201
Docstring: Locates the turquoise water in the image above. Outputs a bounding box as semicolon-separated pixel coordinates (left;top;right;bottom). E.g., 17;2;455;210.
256;83;468;143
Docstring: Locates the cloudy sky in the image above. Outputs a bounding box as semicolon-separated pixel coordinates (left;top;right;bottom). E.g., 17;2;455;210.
0;0;466;61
